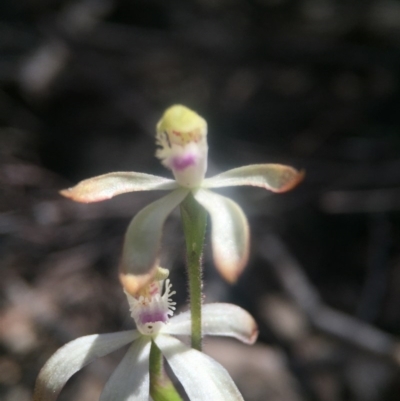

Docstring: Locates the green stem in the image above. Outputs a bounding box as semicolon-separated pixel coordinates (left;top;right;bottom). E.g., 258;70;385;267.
180;191;207;351
150;341;183;401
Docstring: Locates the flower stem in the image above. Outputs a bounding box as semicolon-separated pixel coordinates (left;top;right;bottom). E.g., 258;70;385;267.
150;341;183;401
180;191;207;351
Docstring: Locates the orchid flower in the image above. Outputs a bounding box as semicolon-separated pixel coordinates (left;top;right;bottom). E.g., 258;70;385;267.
60;105;303;292
33;268;258;401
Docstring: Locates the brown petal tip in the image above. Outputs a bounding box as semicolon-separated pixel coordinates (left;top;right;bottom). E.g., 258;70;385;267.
59;188;73;198
248;326;259;345
215;256;248;284
59;186;106;203
214;241;250;284
274;168;305;193
59;187;90;203
119;270;156;296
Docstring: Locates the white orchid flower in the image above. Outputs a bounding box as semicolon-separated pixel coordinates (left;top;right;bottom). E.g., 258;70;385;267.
60;105;303;291
33;269;258;401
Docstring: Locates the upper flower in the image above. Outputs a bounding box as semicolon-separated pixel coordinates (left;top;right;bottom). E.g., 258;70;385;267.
33;269;258;401
155;105;208;188
60;105;303;293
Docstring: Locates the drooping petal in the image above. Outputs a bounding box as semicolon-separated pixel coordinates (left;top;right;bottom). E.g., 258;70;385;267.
100;337;151;401
120;189;189;294
155;334;244;401
60;172;178;203
194;189;249;283
33;330;139;401
162;303;258;344
202;164;304;193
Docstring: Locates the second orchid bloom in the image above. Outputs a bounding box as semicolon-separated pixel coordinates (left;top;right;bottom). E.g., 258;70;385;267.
34;269;258;401
61;105;303;293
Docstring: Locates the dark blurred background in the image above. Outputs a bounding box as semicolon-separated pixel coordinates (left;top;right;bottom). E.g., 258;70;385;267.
2;0;400;400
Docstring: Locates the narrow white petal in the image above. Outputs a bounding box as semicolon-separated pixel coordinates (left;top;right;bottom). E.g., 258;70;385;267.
33;330;139;401
155;334;243;401
100;337;151;401
194;189;249;283
60;172;178;203
203;164;304;193
163;303;258;344
121;189;189;280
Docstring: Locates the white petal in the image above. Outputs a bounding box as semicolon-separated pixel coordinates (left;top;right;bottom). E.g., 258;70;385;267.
203;164;304;193
60;172;178;203
155;334;243;401
100;337;151;401
194;189;249;283
163;303;258;344
120;189;189;283
33;330;139;401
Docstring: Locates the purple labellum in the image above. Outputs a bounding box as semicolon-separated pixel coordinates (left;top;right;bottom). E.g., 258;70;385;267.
172;154;197;170
139;311;168;324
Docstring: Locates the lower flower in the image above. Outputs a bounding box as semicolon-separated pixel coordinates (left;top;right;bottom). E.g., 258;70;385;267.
33;269;258;401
